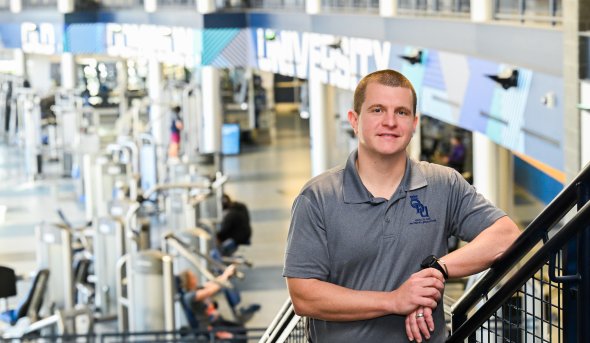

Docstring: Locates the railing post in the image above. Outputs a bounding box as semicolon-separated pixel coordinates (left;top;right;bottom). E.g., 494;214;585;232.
451;311;476;342
578;181;590;341
451;313;465;336
563;234;578;343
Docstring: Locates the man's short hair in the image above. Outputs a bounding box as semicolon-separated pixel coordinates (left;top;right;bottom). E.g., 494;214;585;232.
353;69;417;115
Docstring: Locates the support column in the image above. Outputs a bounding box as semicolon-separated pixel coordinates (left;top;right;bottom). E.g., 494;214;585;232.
13;49;26;78
408;113;421;161
61;53;76;90
471;0;493;22
497;144;514;215
562;0;590;181
117;60;129;118
197;0;215;14
147;57;168;183
308;73;330;177
562;2;590;339
144;0;156;12
10;0;21;13
246;68;256;130
148;58;164;147
306;0;320;15
472;132;512;214
200;66;222;155
57;0;74;13
379;0;397;17
324;84;337;168
472;132;498;204
562;0;590;343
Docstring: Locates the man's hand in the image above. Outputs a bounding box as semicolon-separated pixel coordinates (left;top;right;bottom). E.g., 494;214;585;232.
286;268;443;322
390;268;445;315
406;306;433;342
222;264;237;280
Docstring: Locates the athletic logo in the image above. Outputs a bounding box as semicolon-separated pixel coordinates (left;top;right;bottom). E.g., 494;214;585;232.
410;195;429;218
409;195;436;225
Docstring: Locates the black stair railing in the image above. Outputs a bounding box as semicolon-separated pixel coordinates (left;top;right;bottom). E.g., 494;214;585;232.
448;162;590;342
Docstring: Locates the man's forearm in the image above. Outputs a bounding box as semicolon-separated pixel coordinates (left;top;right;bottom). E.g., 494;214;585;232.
442;216;520;278
286;269;444;322
287;278;395;321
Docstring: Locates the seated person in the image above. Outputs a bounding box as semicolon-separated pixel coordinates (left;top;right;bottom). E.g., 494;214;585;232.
443;136;466;174
177;265;243;339
217;194;252;256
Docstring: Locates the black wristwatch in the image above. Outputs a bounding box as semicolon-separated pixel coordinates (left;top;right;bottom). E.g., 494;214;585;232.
420;255;449;280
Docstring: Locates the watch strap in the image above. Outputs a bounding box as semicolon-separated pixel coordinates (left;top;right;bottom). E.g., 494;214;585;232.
421;255;449;280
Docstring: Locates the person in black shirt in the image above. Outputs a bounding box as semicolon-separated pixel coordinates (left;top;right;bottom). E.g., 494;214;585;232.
217;194;252;256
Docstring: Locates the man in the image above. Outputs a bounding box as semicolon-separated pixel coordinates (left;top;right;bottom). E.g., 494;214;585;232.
283;69;520;342
217;194;252;256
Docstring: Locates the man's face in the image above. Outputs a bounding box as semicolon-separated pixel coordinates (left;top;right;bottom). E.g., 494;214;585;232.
348;83;417;159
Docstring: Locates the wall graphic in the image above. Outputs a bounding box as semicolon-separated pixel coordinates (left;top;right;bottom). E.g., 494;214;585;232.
21;22;60;55
66;23;105;54
58;24;566;177
0;24;22;49
202;28;254;68
252;28;564;175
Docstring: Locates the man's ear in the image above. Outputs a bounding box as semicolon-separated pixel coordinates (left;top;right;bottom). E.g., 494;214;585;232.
348;110;359;135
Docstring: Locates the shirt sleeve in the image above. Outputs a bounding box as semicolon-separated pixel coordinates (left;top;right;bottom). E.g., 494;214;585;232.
447;170;507;242
283;194;330;281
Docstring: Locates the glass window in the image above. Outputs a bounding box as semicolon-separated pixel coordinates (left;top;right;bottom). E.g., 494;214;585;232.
398;0;469;15
495;0;561;25
496;0;519;15
524;0;550;17
398;0;413;10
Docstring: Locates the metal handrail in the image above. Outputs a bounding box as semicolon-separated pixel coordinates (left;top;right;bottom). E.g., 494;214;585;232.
451;163;590;316
259;298;293;342
448;162;590;340
163;234;233;288
448;201;590;341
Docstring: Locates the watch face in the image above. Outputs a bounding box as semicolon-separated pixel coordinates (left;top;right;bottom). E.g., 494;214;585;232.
421;255;436;268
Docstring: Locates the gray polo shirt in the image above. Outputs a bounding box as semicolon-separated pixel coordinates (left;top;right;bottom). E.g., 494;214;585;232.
284;150;506;342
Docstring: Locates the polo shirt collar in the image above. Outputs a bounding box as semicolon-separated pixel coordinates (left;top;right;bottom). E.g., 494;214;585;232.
342;150;428;204
405;159;428;191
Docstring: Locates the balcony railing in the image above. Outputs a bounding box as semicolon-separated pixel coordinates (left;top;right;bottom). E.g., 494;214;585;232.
494;0;562;26
22;0;57;8
248;0;305;11
157;0;196;8
321;0;379;14
98;0;143;9
398;0;470;18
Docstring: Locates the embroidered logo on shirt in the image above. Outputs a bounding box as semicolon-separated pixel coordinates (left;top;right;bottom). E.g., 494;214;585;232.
409;195;436;225
410;195;429;217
